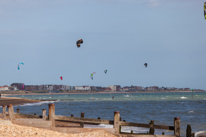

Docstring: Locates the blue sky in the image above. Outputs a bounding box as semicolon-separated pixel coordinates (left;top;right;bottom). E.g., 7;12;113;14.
0;0;206;89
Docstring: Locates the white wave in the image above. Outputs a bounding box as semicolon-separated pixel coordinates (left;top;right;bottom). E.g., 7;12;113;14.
189;110;194;113
195;131;206;137
180;96;187;99
13;101;57;107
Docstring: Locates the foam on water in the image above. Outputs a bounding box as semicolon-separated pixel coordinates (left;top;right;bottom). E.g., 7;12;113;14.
195;131;206;137
189;110;194;113
13;101;57;107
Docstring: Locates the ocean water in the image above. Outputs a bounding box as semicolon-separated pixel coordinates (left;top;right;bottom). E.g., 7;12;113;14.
2;92;206;136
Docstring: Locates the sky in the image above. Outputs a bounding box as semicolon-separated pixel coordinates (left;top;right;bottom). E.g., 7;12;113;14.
0;0;206;89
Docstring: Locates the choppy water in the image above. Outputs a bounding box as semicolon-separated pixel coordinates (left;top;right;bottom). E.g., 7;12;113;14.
2;92;206;137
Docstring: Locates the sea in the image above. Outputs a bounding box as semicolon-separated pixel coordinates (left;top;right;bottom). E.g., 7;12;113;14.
2;92;206;137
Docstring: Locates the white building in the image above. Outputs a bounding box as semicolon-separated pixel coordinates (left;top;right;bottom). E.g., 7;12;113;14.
75;86;91;91
108;85;121;91
0;85;9;91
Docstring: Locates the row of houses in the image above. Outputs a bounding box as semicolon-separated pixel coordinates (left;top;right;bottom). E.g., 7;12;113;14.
0;83;193;92
0;85;18;91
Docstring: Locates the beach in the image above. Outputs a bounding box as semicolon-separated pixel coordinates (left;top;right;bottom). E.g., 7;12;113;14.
0;97;117;137
0;92;206;137
0;118;116;137
0;97;41;106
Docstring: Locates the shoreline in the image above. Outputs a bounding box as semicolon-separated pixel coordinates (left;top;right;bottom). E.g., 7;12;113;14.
0;97;42;106
1;90;205;96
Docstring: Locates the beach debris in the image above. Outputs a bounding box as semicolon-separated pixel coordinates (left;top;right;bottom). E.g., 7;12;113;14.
17;62;24;70
104;69;107;74
76;39;83;48
60;76;63;80
204;2;206;20
90;72;96;80
144;63;147;67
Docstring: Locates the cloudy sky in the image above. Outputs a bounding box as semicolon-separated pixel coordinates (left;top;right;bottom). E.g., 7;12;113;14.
0;0;206;89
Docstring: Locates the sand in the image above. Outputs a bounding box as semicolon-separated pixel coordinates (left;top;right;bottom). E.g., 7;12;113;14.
0;118;117;137
0;97;41;106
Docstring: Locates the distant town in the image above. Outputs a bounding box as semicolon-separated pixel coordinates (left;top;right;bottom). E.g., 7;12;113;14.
0;83;205;93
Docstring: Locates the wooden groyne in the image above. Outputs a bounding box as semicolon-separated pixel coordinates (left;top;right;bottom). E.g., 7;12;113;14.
1;104;195;137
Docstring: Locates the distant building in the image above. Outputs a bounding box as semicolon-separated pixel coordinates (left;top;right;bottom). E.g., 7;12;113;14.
183;88;190;91
102;87;112;91
9;86;18;91
0;85;9;91
95;86;102;91
75;86;90;91
135;86;142;91
148;86;159;91
108;85;121;91
90;86;96;91
10;83;24;90
69;86;75;90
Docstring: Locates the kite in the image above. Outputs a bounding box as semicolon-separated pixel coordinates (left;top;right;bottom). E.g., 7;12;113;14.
90;72;96;80
76;39;83;48
144;63;147;68
60;76;63;80
204;2;206;20
21;84;25;90
17;62;24;70
104;69;107;74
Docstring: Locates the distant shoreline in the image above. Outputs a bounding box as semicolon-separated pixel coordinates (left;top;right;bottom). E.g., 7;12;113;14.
0;97;41;106
2;90;205;96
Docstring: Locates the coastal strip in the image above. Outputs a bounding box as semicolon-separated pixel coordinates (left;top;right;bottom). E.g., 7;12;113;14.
0;97;41;106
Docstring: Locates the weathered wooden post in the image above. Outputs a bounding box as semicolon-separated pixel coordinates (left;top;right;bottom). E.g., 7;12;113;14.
114;111;120;135
131;130;133;134
81;113;84;118
80;113;84;127
186;125;192;137
2;105;6;119
7;104;15;120
49;104;55;127
162;132;165;135
17;109;20;114
192;133;195;137
71;114;73;117
42;109;46;120
174;117;180;137
80;122;84;128
149;120;155;135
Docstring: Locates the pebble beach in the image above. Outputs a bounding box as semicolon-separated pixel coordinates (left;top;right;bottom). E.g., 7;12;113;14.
0;118;116;137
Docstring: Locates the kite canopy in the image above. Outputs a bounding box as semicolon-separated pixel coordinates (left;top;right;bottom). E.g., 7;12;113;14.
60;76;63;80
90;72;96;80
104;69;107;74
17;62;24;70
21;84;25;90
204;2;206;20
76;39;83;48
144;63;147;68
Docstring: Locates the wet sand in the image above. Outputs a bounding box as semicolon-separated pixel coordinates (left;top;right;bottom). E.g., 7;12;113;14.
0;97;41;106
